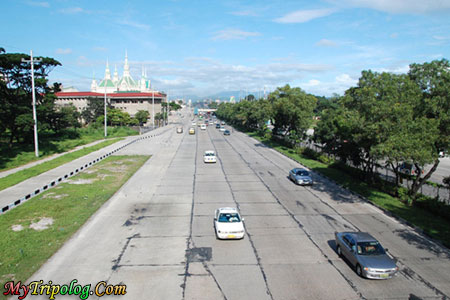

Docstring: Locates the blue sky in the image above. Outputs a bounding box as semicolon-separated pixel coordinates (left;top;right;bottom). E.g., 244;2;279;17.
1;0;449;98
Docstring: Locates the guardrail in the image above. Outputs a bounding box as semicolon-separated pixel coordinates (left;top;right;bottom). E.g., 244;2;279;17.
1;127;172;214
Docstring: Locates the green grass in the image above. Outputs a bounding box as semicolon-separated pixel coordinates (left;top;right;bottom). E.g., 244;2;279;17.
247;131;450;248
0;155;149;297
0;126;138;171
0;138;122;191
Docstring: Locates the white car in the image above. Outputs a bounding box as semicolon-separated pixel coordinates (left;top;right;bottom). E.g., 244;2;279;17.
203;150;217;163
214;207;245;239
192;121;196;126
219;126;226;132
200;124;206;130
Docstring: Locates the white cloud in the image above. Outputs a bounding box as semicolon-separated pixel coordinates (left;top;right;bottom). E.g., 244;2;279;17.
373;65;410;73
56;48;72;54
433;35;450;40
230;10;258;17
92;47;108;52
301;74;358;96
315;39;338;47
335;73;356;85
328;0;450;14
274;9;335;23
116;19;150;31
59;7;84;14
212;29;261;40
26;1;49;8
304;79;321;87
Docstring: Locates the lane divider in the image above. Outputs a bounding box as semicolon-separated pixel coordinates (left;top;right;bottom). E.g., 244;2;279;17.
1;127;172;214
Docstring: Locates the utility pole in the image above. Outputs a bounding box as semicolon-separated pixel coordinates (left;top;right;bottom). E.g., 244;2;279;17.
152;91;155;128
22;50;42;157
165;91;168;126
104;85;107;137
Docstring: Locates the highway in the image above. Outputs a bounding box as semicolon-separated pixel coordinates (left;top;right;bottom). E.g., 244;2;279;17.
29;111;450;299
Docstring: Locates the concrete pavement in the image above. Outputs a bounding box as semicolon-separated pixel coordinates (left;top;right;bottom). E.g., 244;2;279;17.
19;112;450;299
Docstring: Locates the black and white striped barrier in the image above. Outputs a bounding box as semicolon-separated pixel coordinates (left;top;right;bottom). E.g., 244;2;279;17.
1;127;172;214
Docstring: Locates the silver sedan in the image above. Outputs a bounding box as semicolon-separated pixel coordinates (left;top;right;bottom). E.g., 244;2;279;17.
335;231;398;279
289;168;313;185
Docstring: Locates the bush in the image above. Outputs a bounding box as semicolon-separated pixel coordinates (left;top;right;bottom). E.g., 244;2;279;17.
416;196;450;221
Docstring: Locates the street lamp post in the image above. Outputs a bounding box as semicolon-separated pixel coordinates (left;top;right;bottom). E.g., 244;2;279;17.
22;50;42;157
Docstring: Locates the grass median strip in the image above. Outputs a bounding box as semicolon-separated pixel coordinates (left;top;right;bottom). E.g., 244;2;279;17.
0;138;122;192
0;155;149;296
247;131;450;248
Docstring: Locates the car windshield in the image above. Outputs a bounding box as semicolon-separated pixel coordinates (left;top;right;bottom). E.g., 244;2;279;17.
296;170;309;176
205;153;214;156
218;213;241;223
357;241;385;255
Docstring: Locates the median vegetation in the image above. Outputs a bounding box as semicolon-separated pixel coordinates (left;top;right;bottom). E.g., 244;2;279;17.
0;137;123;191
0;155;149;298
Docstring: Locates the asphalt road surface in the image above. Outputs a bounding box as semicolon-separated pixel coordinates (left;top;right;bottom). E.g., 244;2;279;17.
29;113;450;300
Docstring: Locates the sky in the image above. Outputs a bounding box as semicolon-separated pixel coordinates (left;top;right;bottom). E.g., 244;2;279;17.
1;0;450;98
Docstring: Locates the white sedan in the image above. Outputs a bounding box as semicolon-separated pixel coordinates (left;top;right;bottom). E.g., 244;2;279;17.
203;150;217;163
214;207;245;239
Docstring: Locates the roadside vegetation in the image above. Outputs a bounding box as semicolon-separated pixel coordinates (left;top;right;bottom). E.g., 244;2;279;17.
0;155;149;297
247;131;450;248
0;49;146;173
216;59;450;248
0;127;138;172
0;138;123;191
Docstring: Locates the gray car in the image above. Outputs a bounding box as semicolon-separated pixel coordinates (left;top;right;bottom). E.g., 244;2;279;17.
335;232;398;279
289;168;313;185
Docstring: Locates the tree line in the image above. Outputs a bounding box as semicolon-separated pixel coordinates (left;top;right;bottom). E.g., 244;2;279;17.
216;59;449;203
0;48;182;148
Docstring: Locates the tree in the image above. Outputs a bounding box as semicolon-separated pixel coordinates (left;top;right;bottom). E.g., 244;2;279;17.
135;110;149;126
169;101;181;111
81;97;110;124
107;108;131;126
208;102;218;109
268;84;317;141
0;51;61;146
406;59;450;199
245;94;256;101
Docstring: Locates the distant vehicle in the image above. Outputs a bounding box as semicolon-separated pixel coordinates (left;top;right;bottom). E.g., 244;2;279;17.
220;126;226;132
335;232;398;279
223;129;230;136
203;150;216;163
289;168;313;185
189;127;195;135
205;120;209;126
192;122;196;126
214;207;245;240
216;123;221;129
176;127;183;134
398;163;423;176
221;121;225;125
439;150;446;158
200;124;206;130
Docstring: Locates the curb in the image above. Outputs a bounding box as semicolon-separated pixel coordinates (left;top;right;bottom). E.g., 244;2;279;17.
1;127;172;215
242;130;450;251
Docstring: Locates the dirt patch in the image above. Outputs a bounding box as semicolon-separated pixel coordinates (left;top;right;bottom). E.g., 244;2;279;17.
29;217;54;231
43;192;68;199
11;224;24;231
97;174;112;180
102;165;128;173
67;178;97;185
